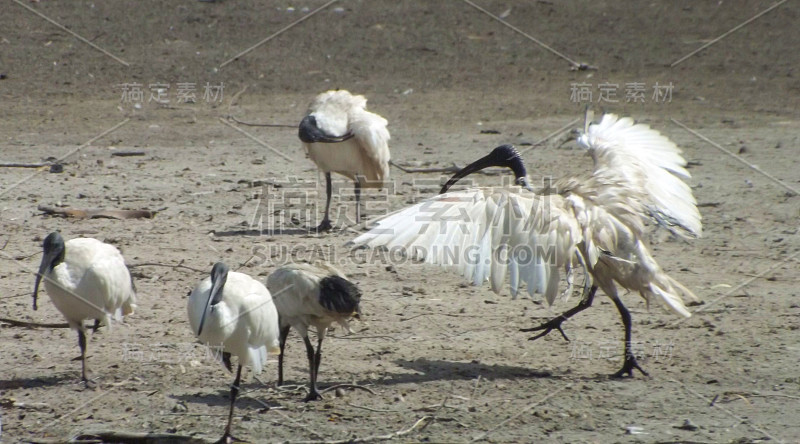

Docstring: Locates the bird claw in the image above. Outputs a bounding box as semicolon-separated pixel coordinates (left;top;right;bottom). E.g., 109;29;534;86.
215;432;248;444
313;220;333;233
611;356;649;378
82;377;98;390
520;318;571;342
303;391;323;402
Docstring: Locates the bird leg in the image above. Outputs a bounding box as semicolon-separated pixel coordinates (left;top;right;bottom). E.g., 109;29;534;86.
217;364;245;444
277;325;291;386
302;336;322;402
313;335;323;386
315;173;333;232
354;180;361;224
221;352;233;373
608;293;648;378
77;329;96;389
91;319;101;333
521;286;597;341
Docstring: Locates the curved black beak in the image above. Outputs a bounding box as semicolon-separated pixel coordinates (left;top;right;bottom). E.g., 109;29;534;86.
33;232;65;311
298;115;354;144
32;254;51;311
197;262;229;336
440;145;529;194
439;156;493;194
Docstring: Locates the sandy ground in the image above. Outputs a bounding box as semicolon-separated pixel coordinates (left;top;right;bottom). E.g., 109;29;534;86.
1;1;799;443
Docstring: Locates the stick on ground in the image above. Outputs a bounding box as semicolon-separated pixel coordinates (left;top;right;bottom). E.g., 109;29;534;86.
227;115;296;128
389;160;503;175
292;416;433;444
0;317;69;329
37;205;156;220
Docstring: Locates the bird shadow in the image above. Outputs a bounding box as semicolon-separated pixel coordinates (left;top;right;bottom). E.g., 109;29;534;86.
171;384;279;410
379;358;555;385
0;373;75;390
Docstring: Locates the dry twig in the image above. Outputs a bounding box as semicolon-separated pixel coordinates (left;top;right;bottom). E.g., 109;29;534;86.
128;260;206;274
390;160;503;176
110;151;146;157
0;162;52;168
319;383;377;395
471;386;570;442
291;416;433;444
0;317;69;329
37;205;156;220
227;115;295;128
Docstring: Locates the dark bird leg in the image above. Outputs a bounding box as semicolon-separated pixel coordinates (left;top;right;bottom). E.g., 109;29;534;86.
521;286;598;341
302;336;322;402
277;325;291;386
316;173;333;232
91;319;101;333
218;364;244;444
313;335;324;389
221;352;233;373
77;328;96;389
608;293;648;378
354;180;361;224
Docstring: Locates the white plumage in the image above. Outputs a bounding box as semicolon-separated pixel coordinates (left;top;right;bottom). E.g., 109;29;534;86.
187;262;280;442
299;89;391;231
350;113;702;377
266;262;361;401
33;232;136;386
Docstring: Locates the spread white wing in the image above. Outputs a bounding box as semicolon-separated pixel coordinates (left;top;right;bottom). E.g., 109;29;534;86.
351;188;592;304
579;114;701;237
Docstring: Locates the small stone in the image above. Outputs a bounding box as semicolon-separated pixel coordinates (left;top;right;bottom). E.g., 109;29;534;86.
171;401;188;413
675;419;699;431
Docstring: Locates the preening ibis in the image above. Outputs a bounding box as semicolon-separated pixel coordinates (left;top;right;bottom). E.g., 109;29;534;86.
187;262;280;443
350;113;702;377
266;262;361;401
299;89;391;231
32;232;137;387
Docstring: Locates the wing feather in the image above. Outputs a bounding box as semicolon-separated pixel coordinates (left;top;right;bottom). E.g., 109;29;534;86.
578;114;702;237
350;188;582;304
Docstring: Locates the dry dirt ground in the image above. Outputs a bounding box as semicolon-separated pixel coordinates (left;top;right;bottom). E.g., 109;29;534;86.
1;1;799;443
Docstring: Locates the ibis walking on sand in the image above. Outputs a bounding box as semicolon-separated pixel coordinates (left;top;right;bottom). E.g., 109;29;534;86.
350;113;702;377
266;262;361;401
299;89;391;231
32;232;137;387
187;262;280;443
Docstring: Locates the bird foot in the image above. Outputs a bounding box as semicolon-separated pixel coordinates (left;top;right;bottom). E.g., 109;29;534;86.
611;355;649;378
303;390;323;402
520;317;571;342
313;220;332;233
82;377;98;390
215;432;248;444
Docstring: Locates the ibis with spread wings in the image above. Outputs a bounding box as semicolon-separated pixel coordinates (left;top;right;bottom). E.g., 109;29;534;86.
350;113;702;377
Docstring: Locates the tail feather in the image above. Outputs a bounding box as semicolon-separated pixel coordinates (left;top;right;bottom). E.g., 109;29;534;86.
247;345;269;374
646;273;698;318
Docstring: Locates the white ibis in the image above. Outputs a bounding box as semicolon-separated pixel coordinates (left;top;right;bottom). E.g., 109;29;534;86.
266;262;361;401
299;89;391;231
32;232;137;387
350;113;702;377
187;262;280;443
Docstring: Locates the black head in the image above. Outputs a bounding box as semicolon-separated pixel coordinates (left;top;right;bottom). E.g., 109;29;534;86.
32;232;66;311
298;114;354;144
198;262;229;336
318;275;361;316
440;144;529;194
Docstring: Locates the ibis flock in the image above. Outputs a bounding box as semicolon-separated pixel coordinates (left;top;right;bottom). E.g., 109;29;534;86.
26;90;702;441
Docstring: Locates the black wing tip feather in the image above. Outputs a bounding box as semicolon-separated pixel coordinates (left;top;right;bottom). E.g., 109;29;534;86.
318;275;361;315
